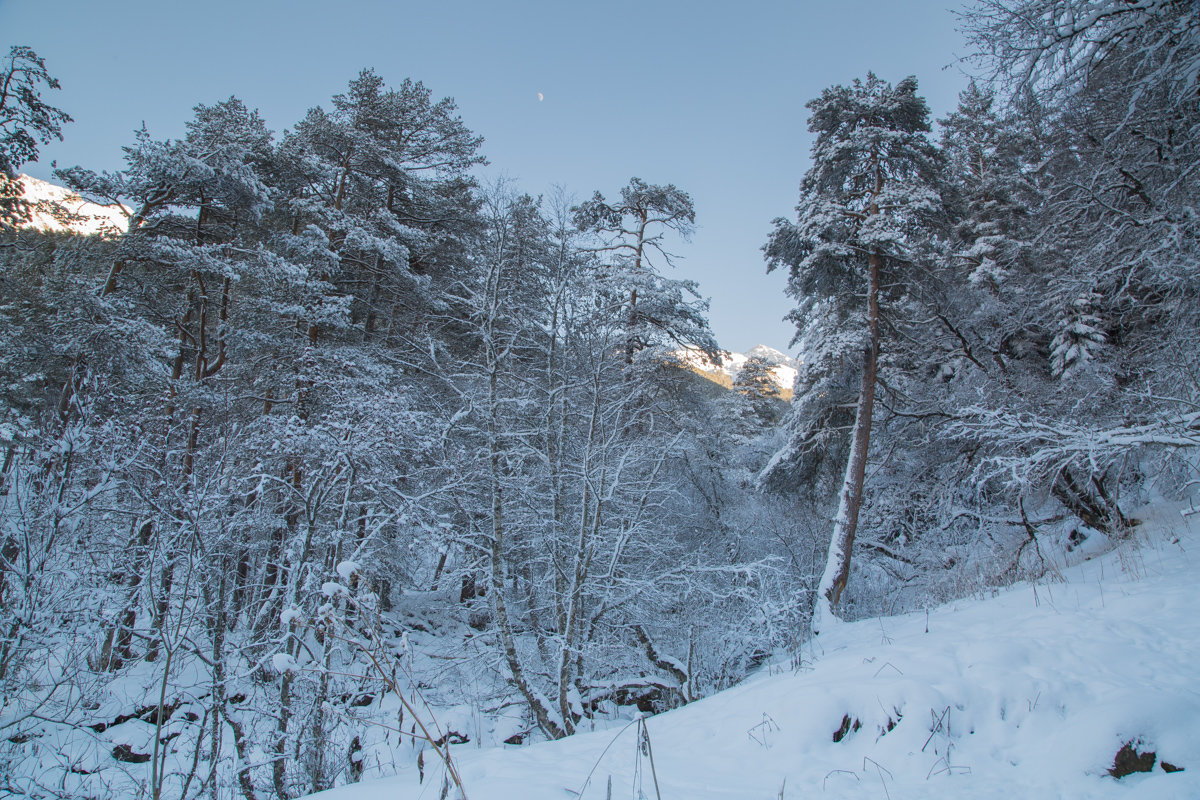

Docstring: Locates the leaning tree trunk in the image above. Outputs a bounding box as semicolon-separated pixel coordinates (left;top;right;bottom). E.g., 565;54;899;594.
1052;467;1131;538
813;247;881;635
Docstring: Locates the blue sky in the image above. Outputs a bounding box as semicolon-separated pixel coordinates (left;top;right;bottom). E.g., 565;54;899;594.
3;0;971;354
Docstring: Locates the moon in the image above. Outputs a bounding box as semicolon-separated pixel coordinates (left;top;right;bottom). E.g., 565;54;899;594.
537;92;544;102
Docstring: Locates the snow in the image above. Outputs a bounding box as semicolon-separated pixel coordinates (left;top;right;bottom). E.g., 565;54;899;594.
671;344;799;395
307;502;1200;799
272;653;300;674
322;581;350;597
14;174;129;236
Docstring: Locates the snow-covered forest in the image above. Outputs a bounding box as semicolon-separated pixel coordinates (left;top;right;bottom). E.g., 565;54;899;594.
0;0;1197;797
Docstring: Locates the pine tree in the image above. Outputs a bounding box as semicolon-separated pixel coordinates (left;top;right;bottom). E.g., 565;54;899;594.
1049;293;1107;382
939;82;1039;293
572;178;717;364
764;74;942;633
0;46;72;230
277;69;485;352
733;354;783;422
951;0;1200;540
962;0;1199;389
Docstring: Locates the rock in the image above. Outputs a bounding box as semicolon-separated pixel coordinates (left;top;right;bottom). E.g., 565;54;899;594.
111;744;151;764
1109;741;1156;778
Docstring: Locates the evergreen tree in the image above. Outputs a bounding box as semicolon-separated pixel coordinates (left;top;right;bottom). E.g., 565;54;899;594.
939;81;1039;293
573;178;718;364
733;354;783;422
953;0;1199;539
0;46;71;230
764;74;942;633
277;69;485;353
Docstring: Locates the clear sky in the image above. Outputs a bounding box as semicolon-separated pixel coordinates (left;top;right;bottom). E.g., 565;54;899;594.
2;0;971;354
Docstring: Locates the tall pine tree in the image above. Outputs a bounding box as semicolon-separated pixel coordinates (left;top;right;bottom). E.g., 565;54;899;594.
765;74;942;633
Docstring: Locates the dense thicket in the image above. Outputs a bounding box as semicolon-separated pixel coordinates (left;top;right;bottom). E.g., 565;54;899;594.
767;0;1199;627
1;0;1197;796
0;68;804;799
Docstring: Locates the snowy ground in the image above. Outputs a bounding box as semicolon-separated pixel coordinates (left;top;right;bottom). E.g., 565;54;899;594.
310;502;1200;800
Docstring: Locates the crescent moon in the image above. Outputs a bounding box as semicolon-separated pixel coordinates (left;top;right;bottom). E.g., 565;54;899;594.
538;92;544;102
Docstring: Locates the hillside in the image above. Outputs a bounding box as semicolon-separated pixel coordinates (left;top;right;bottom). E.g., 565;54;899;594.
312;504;1200;799
14;174;129;235
4;8;1196;794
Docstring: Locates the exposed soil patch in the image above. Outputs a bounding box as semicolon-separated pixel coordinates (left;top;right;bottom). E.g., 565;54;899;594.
1109;740;1156;778
833;715;861;743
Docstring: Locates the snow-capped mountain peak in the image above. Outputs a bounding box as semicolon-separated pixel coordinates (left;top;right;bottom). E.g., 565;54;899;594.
671;345;798;396
743;344;799;370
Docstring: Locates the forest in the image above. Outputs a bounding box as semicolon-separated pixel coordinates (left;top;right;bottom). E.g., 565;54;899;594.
0;1;1196;797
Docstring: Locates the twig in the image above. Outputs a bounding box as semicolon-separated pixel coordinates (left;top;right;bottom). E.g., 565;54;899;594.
863;757;893;800
822;770;860;790
325;628;468;798
640;717;663;800
873;662;903;678
921;706;950;753
573;718;641;798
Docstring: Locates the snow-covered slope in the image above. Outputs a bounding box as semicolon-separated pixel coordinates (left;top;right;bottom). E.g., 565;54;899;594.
673;344;799;396
311;504;1200;799
14;174;129;236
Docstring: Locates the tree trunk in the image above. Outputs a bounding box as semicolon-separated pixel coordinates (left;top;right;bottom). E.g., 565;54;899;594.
813;248;881;635
480;246;568;741
1052;467;1130;537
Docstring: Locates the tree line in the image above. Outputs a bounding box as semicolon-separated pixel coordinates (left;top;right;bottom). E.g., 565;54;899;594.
0;0;1197;796
1;58;799;799
766;0;1197;634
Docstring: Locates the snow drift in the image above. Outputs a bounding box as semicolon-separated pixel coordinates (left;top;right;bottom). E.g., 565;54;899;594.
310;503;1200;800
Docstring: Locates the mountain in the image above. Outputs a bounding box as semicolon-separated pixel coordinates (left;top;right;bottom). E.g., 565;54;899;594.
743;344;800;370
12;174;129;236
671;344;799;399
